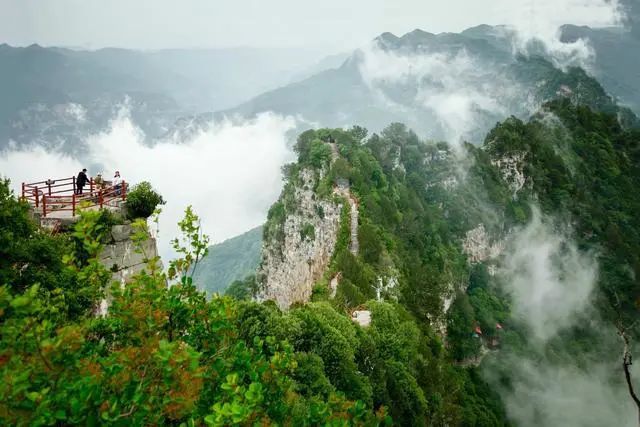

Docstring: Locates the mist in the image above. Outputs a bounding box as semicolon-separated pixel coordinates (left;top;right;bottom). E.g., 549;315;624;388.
357;41;540;148
499;0;623;69
486;208;638;426
0;106;296;260
500;210;596;342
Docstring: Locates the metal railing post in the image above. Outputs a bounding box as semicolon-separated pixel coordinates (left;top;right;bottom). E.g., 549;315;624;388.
21;182;25;200
72;176;76;195
72;193;76;217
47;180;52;196
42;195;47;217
35;186;39;208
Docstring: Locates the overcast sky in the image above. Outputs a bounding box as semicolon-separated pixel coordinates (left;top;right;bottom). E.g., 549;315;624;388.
0;0;625;50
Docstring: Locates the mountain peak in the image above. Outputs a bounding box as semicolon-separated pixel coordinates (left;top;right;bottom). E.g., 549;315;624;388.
375;32;399;43
401;28;435;39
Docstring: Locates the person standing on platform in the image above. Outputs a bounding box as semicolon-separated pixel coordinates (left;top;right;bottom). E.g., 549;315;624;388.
75;168;89;195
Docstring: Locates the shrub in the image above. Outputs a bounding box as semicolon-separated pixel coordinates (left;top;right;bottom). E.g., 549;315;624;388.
300;223;316;241
126;181;165;219
309;140;332;168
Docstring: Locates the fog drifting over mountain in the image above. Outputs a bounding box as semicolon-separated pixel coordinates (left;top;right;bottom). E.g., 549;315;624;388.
0;0;629;258
487;211;639;426
0;107;296;259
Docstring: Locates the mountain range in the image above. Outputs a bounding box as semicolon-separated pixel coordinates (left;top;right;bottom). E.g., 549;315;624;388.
195;23;640;294
0;44;332;150
4;9;640;424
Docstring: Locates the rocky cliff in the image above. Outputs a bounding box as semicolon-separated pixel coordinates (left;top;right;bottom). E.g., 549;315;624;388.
257;168;344;310
97;222;160;314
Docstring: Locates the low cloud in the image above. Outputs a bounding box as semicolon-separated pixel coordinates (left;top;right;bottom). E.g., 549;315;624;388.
358;44;533;147
500;210;596;342
488;208;638;425
491;0;624;68
496;354;638;427
0;106;296;260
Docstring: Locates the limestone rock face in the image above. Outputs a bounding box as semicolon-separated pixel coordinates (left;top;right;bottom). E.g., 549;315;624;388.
97;223;160;314
462;224;504;264
491;152;526;198
258;168;343;310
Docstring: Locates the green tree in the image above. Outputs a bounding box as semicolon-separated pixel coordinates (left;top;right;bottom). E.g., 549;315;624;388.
125;181;165;220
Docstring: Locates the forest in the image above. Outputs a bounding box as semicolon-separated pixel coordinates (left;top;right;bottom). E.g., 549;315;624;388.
2;97;640;425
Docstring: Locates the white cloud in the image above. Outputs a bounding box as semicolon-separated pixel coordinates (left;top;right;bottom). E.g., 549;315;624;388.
487;208;640;425
500;209;596;342
497;354;639;427
495;0;624;69
0;107;297;260
358;45;531;146
0;146;82;189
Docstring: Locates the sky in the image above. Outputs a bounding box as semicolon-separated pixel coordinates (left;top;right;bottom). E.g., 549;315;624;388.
0;0;626;50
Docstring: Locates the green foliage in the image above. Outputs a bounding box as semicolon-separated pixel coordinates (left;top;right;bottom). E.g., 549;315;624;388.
447;293;482;361
0;180;81;309
0;198;383;425
300;223;316;241
12;99;638;426
194;226;262;296
169;205;210;282
235;299;456;424
225;275;256;301
485;99;640;325
309;140;333;169
256;126;512;423
126;181;165;220
264;201;286;244
293;129;334;169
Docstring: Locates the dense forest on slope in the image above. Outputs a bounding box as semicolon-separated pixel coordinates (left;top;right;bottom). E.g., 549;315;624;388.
0;189;389;425
193;226;262;295
252;94;640;423
2;91;640;425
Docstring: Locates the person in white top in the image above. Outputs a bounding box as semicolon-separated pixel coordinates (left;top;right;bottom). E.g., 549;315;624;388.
112;171;123;195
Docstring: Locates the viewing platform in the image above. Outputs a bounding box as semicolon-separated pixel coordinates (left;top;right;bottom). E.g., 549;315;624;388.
21;176;127;229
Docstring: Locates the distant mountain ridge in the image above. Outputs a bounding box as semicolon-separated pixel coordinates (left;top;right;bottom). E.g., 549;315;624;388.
179;24;638;144
193;226;262;295
0;44;332;150
559;24;640;112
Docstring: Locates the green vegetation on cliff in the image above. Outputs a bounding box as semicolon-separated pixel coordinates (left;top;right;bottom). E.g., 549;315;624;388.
3;88;640;424
0;185;385;425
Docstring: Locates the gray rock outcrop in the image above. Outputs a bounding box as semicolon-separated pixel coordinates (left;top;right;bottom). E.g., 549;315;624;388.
96;223;160;314
257;168;344;310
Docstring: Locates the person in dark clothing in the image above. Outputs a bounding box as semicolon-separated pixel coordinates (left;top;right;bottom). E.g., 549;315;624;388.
76;168;89;195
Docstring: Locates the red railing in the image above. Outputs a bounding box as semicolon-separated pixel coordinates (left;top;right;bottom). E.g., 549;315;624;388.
22;176;127;218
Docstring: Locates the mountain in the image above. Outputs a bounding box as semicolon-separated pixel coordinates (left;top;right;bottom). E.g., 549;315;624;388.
190;25;633;145
3;66;640;424
287;51;351;84
0;44;330;150
193;30;637;284
559;24;640;112
193;225;262;295
247;93;640;424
